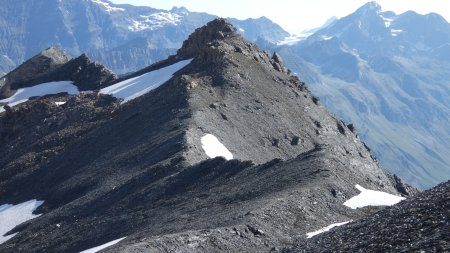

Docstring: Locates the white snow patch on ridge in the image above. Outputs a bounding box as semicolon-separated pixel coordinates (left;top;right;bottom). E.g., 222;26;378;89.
391;29;403;37
306;221;351;238
201;134;233;160
79;237;126;253
277;33;312;46
0;81;78;113
128;12;182;31
0;200;44;244
100;59;192;103
92;0;125;12
343;184;405;209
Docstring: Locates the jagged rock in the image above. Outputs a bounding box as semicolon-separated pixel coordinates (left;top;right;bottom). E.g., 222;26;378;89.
178;18;238;59
51;53;117;90
271;52;287;73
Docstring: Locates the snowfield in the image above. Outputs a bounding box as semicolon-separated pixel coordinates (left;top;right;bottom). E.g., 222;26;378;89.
91;0;125;12
306;221;351;238
128;12;182;31
0;81;78;113
79;237;126;253
0;200;44;244
343;184;405;209
100;59;192;103
201;134;233;160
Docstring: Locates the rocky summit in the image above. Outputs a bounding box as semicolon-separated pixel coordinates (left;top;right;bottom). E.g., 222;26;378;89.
0;19;426;253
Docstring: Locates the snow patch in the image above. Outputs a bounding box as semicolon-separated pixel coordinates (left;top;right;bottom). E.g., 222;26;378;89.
79;237;126;253
320;35;334;41
306;221;351;238
238;28;245;32
0;81;78;113
100;59;191;103
391;29;403;37
277;33;312;46
128;12;182;31
343;184;405;209
201;134;233;160
381;17;394;28
55;101;66;106
0;200;44;244
92;0;125;12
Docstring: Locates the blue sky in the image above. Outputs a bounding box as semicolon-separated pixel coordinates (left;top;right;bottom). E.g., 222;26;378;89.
110;0;450;34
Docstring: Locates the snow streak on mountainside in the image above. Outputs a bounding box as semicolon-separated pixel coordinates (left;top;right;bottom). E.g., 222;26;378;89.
79;237;126;253
99;59;191;103
0;81;78;112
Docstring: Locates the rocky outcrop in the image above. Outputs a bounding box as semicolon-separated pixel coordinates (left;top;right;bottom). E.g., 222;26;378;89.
0;47;70;98
50;54;117;90
0;48;117;98
177;18;238;59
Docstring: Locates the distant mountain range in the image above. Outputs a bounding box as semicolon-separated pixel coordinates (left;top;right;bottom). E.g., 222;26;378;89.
276;1;450;188
0;0;288;75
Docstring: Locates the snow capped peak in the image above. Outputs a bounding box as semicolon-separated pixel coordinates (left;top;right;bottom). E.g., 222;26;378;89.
128;12;183;32
91;0;125;12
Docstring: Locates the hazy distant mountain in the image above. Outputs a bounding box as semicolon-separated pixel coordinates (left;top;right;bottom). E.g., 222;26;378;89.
278;1;450;188
0;0;289;74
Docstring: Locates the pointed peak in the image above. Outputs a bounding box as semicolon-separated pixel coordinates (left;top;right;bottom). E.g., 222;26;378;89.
35;46;71;65
170;6;189;14
356;1;382;14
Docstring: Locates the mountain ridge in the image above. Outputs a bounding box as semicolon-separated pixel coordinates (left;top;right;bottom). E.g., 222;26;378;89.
0;18;415;252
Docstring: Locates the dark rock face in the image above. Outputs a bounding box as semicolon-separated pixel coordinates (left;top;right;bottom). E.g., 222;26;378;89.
0;19;416;252
0;48;116;97
285;180;450;253
50;53;117;90
0;47;70;98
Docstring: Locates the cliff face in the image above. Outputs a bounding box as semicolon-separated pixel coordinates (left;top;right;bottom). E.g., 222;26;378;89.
0;19;415;253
